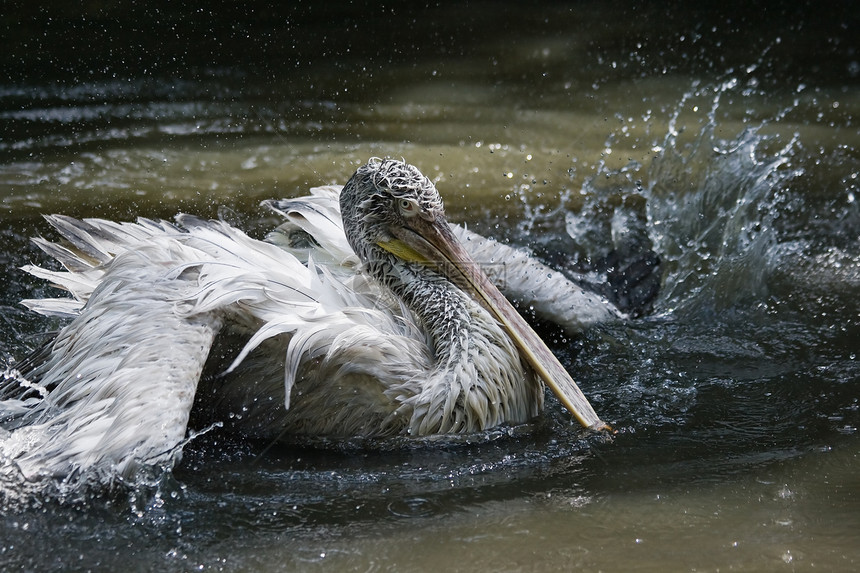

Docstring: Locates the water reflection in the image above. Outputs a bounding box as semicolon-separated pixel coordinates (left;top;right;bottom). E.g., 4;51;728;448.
2;0;859;570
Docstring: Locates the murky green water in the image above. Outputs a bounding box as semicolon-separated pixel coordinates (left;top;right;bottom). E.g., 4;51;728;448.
2;1;858;570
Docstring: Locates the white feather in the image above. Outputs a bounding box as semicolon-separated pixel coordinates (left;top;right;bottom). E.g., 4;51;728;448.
2;182;623;487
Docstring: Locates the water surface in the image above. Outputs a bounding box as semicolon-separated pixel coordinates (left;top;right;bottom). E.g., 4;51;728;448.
1;1;858;571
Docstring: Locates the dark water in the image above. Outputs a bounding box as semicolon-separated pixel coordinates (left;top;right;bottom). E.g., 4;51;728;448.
2;1;858;570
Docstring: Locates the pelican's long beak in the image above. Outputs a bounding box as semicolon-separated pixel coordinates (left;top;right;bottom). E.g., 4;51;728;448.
381;215;610;432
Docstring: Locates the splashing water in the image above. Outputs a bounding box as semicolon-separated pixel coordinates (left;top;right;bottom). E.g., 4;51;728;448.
511;78;860;438
550;79;816;319
644;86;805;317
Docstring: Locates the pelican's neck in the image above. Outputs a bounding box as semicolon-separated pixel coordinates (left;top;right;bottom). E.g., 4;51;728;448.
376;252;543;433
366;247;470;359
395;263;471;363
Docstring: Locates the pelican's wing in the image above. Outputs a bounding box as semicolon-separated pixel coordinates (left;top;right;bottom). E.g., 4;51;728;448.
262;185;357;267
3;212;421;482
263;186;624;333
4;222;231;481
3;216;322;482
451;226;624;332
5;271;221;482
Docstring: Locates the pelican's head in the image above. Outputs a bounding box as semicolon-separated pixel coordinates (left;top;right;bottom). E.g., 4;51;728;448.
339;158;609;432
340;157;447;268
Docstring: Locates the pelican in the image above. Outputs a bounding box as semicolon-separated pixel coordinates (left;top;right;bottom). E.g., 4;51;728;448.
1;158;631;485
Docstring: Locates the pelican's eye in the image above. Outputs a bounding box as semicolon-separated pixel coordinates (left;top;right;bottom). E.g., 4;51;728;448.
398;198;418;216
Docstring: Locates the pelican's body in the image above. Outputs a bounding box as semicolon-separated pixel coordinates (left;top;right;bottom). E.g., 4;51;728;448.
1;159;626;485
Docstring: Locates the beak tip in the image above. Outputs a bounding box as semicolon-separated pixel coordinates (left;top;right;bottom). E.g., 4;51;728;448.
590;420;614;433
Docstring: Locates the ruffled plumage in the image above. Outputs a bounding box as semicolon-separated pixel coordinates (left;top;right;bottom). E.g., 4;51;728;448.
2;172;623;486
